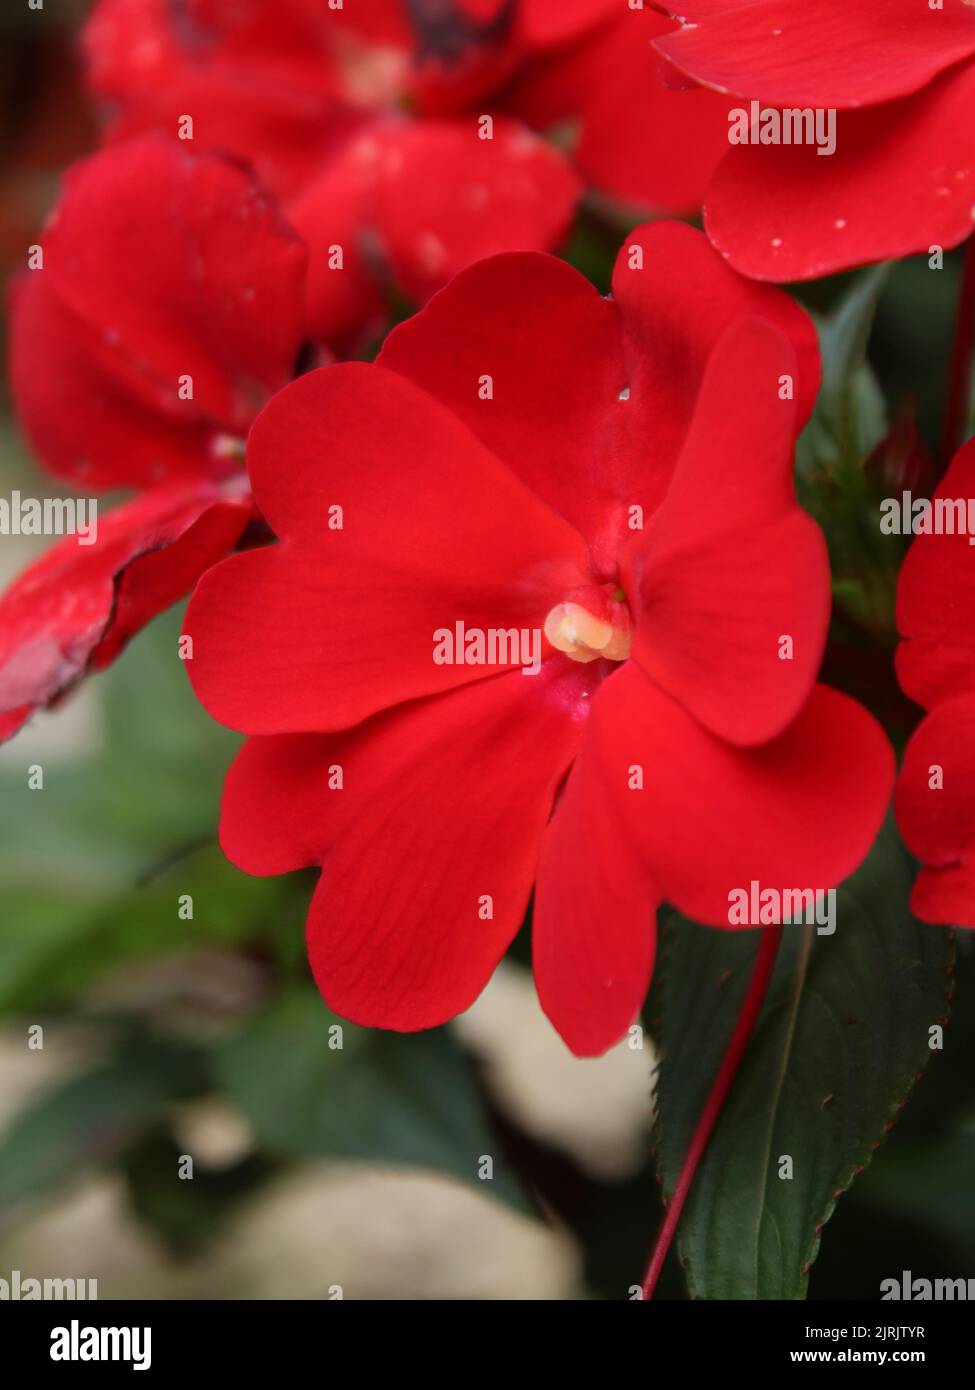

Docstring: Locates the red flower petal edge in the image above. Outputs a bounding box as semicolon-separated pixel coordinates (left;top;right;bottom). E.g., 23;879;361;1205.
0;485;252;743
895;439;975;925
651;1;975;279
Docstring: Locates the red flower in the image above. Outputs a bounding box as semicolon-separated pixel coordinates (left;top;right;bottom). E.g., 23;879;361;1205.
895;439;975;925
80;0;580;348
651;1;975;279
9;133;306;492
81;1;731;345
185;223;893;1054
1;133;305;738
290;115;581;348
82;0;357;200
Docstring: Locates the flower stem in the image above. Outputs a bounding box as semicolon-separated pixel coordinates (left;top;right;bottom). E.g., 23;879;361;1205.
941;232;975;475
641;923;783;1300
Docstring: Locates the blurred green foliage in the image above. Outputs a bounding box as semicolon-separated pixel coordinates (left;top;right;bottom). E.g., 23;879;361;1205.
0;609;532;1269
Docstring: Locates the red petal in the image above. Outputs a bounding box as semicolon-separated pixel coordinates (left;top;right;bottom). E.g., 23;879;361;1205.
572;61;732;214
9;134;307;490
379;223;818;573
570;663;894;928
507;5;732;212
627;316;829;745
456;0;511;20
515;0;619;46
379;252;636;570
895;697;975;926
292;116;579;344
83;0;349;199
286;129;387;348
373;117;580;302
896;439;975;710
186;362;589;734
651;1;773;12
330;0;414;46
655;0;975;109
221;666;585;1030
705;63;975;281
534;716;661;1057
611;220;821;434
0;485;251;740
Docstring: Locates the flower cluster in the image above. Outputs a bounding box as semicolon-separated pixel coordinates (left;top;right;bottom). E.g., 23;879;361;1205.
3;0;971;1062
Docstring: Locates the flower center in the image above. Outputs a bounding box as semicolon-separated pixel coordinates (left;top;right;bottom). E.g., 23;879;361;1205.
543;586;632;665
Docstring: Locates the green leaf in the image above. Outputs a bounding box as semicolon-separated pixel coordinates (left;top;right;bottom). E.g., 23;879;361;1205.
797;264;890;484
120;1131;278;1258
0;608;314;1012
0;608;239;890
794;267;902;646
649;819;954;1299
215;988;530;1211
817;265;889;444
0;846;308;1014
0;1032;208;1225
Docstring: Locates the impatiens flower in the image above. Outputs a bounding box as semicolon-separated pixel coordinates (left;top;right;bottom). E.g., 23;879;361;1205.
895;439;975;925
1;132;305;737
651;1;975;279
185;222;893;1055
81;0;731;345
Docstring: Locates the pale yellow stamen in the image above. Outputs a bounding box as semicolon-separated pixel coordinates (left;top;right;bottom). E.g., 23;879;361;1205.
544;602;632;664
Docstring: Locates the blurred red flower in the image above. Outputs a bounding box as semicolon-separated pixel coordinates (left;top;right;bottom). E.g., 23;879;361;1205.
9;134;306;492
185;223;893;1054
652;0;975;279
81;0;733;343
0;133;304;739
895;439;975;925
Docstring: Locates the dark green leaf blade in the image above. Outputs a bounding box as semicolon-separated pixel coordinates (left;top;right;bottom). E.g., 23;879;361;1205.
0;1033;208;1226
215;988;531;1212
649;820;954;1299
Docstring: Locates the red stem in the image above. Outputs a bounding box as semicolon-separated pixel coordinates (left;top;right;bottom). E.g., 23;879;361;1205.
941;233;975;474
641;923;783;1300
